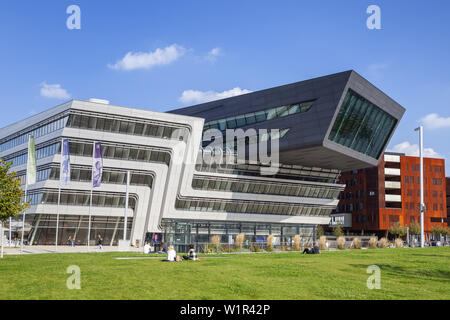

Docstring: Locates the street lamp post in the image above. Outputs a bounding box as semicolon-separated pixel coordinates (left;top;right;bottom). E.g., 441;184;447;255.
414;126;425;248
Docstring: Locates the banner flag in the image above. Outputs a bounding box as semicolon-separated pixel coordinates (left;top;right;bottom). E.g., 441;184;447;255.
60;139;71;187
26;136;37;186
92;141;103;188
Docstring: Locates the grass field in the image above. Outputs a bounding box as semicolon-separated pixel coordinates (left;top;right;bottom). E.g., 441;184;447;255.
0;247;449;300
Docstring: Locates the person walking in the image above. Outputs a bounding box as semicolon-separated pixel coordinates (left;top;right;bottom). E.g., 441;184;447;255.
97;234;103;250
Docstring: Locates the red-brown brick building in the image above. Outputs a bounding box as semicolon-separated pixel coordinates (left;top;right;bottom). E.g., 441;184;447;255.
332;153;447;236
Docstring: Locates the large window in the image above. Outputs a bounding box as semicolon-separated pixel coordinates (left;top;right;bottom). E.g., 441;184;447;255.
5;143;60;167
195;157;341;184
28;190;137;209
175;198;332;217
68;141;171;166
203;100;314;132
328;89;397;159
67;113;188;141
192;177;341;199
0;117;68;153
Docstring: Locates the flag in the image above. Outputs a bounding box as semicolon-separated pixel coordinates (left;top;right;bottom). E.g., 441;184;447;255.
26;136;37;186
92;141;103;188
60;139;70;187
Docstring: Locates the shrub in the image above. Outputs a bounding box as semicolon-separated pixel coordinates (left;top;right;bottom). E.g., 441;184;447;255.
378;237;388;248
352;237;361;249
266;235;274;252
202;244;215;254
333;225;344;237
251;244;262;252
369;237;377;249
337;236;346;250
235;233;245;249
316;225;324;238
319;236;327;250
210;235;221;252
293;235;301;251
395;238;404;248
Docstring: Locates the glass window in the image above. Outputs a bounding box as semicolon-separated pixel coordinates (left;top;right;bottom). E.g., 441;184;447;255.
265;108;278;120
245;113;256;125
254;111;266;123
328;89;397;159
235;116;246;127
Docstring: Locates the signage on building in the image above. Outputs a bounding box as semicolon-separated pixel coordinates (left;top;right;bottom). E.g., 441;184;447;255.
329;214;352;228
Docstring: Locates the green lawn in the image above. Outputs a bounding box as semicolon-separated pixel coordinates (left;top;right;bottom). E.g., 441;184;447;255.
0;247;449;300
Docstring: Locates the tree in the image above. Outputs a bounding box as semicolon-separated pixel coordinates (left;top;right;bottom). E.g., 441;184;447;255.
0;158;30;258
388;222;406;239
333;225;344;237
408;221;421;235
430;225;448;238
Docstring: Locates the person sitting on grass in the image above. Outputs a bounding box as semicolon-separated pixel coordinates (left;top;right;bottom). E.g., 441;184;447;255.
158;242;168;254
302;242;320;255
162;245;177;262
143;242;151;254
183;244;198;261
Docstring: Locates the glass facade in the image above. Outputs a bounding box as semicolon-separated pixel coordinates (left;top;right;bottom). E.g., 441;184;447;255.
6;139;171;168
68;140;171;166
5;143;60;167
203;100;314;132
26;214;133;246
195;157;340;183
192;177;340;199
27;190;137;209
175;198;332;217
67;113;188;141
161;220;315;253
328;89;397;159
18;166;153;187
0;116;68;153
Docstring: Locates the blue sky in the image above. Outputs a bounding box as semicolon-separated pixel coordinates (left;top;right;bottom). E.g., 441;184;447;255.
0;0;449;172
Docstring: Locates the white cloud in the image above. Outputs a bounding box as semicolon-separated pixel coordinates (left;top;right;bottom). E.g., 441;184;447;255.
206;47;222;62
388;141;444;158
108;44;186;71
419;113;450;130
179;87;252;104
40;82;71;100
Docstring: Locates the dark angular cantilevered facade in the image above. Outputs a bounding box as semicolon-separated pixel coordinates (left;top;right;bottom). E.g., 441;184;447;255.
171;70;405;171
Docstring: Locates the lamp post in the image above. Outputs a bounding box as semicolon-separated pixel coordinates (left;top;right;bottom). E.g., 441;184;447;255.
414;126;425;248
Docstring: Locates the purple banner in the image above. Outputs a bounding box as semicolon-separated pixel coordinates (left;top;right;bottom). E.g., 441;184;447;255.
92;141;103;188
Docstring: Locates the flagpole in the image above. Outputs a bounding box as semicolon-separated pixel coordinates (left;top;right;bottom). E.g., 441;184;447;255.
21;182;28;253
88;141;95;249
55;139;64;251
124;171;130;242
9;217;12;248
21;135;32;253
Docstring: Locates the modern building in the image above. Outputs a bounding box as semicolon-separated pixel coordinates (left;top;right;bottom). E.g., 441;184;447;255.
332;152;447;236
0;70;405;250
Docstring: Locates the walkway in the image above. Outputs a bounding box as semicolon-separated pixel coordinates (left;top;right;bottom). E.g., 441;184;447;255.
2;245;141;255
